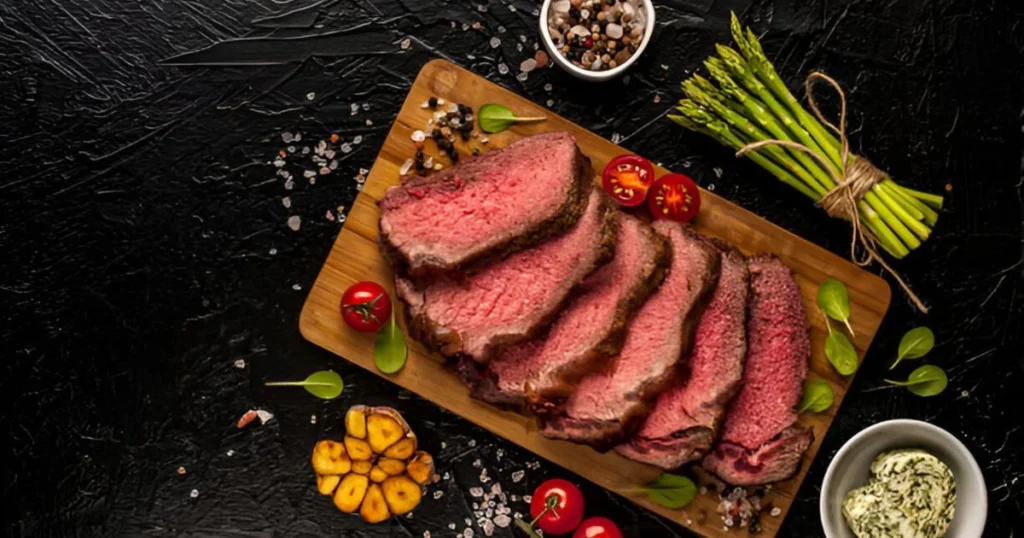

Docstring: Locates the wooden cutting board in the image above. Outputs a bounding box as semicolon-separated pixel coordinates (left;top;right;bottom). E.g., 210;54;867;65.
300;59;890;537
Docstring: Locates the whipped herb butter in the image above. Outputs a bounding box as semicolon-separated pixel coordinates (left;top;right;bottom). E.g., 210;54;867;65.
842;449;956;538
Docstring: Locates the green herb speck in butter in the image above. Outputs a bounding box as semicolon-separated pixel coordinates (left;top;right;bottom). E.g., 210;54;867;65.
842;449;956;538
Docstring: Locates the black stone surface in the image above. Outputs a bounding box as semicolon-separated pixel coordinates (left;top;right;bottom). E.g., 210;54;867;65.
1;0;1022;536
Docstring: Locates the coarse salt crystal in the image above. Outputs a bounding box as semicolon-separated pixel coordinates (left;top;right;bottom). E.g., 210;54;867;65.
400;38;411;49
234;359;246;369
306;92;315;101
256;410;274;424
497;63;510;75
482;520;495;536
281;197;291;208
411;130;426;142
273;158;285;168
465;517;472;526
546;99;554;107
433;490;444;499
544;83;553;91
341;143;352;153
319;167;331;176
522;495;532;503
493;514;511;528
520;58;537;72
473;459;482;468
190;489;199;498
325;210;335;221
424;532;430;538
511;470;525;483
497;25;506;34
366;119;373;126
490;37;501;48
287;216;301;231
284;177;295;190
516;72;528;81
463;529;473;538
771;507;782;516
470;487;484;497
448;523;457;530
399;158;414;175
226;450;234;456
353;135;363;144
303;170;316;178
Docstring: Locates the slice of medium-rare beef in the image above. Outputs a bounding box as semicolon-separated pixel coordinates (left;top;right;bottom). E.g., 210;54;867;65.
467;214;670;409
702;254;814;485
396;188;617;363
379;132;591;279
616;245;750;469
539;222;720;450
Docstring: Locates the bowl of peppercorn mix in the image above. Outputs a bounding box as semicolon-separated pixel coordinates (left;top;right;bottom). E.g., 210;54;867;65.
540;0;655;81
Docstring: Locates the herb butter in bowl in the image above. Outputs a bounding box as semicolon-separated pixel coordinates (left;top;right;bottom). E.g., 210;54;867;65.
821;420;986;538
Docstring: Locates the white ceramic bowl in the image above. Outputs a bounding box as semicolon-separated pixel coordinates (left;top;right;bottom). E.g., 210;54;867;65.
821;419;987;538
539;0;656;82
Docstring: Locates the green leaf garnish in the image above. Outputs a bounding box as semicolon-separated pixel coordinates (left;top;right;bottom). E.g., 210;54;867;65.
817;278;854;335
477;103;546;134
890;327;935;370
825;330;859;376
636;473;697;509
373;312;408;374
797;378;834;413
265;370;344;400
885;364;948;397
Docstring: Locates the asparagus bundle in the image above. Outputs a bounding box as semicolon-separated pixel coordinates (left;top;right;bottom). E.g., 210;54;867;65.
670;13;943;260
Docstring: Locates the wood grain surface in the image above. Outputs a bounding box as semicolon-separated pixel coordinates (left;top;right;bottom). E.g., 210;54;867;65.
299;59;891;537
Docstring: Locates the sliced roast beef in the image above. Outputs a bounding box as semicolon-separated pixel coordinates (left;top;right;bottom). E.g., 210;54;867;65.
702;254;813;485
379;132;592;278
539;222;720;450
396;188;617;363
616;244;750;469
467;214;670;408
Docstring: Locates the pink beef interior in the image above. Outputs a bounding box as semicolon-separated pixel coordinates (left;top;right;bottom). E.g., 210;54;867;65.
416;188;607;359
636;247;750;439
488;214;657;399
558;221;711;424
380;132;579;268
718;255;809;449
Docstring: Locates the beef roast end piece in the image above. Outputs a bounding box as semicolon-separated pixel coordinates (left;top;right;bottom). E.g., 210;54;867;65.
398;187;617;363
470;214;669;410
616;244;750;469
539;223;721;450
380;132;592;279
702;254;812;485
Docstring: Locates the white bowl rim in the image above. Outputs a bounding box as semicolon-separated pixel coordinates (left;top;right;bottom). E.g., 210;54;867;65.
820;418;987;538
538;0;656;81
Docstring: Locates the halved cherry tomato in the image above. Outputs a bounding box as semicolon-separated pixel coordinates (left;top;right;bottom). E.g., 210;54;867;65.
572;517;623;538
340;281;392;332
647;173;701;222
601;155;655;207
528;479;585;535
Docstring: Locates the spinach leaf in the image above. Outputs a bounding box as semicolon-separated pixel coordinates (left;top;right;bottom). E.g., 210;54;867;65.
638;474;698;509
265;370;344;400
374;313;408;374
825;330;859;376
817;278;854;335
885;364;948;397
890;326;935;370
477;103;547;133
797;379;834;413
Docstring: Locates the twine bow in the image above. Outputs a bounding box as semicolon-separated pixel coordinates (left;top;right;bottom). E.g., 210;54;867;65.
737;72;927;313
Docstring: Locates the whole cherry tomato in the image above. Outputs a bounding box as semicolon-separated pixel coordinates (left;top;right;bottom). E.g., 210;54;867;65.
601;155;656;207
528;479;585;535
647;173;701;222
572;517;623;538
340;281;392;332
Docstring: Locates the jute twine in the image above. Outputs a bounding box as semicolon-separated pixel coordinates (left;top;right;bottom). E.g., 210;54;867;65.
737;72;928;313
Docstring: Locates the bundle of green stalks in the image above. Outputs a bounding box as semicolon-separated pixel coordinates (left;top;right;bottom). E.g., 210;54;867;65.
670;13;943;259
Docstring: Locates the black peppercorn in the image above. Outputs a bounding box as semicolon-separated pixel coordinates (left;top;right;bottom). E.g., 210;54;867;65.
428;96;438;108
458;104;472;114
607;0;616;5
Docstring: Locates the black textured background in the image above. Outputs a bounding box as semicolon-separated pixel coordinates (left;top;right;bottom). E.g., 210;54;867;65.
1;0;1022;536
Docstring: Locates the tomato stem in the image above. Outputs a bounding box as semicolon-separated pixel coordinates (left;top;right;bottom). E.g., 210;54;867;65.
343;293;385;322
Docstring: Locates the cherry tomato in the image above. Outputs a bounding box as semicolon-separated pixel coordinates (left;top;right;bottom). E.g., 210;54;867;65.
647;173;701;222
529;479;585;535
340;281;392;332
601;155;656;207
572;517;623;538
